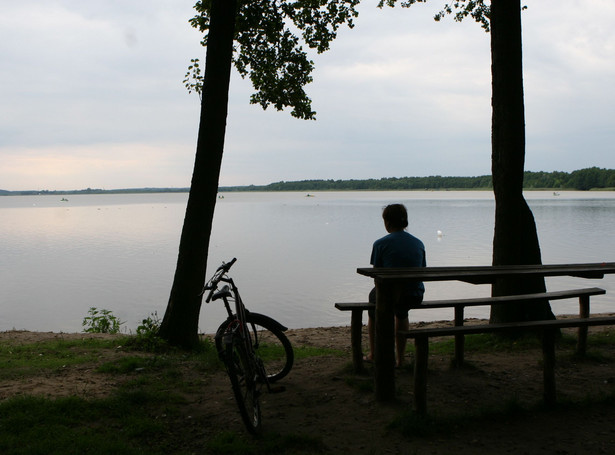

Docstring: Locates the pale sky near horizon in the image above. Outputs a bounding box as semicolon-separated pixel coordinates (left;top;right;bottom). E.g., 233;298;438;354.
1;0;614;191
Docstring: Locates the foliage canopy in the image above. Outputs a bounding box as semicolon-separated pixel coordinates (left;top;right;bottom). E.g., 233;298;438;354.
185;0;360;120
378;0;491;31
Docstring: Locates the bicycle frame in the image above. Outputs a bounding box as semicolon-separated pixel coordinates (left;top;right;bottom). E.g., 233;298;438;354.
204;261;268;387
203;258;293;433
215;277;253;351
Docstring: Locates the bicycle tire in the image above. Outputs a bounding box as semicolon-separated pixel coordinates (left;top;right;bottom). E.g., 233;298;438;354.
224;335;262;434
216;312;294;383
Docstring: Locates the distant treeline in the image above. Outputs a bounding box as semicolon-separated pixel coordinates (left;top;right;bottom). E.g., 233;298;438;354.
2;167;614;195
0;187;190;196
220;167;615;192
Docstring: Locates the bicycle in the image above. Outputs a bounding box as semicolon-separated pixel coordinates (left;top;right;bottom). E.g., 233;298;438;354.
203;258;294;433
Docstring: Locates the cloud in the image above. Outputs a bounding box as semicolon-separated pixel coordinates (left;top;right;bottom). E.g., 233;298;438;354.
1;0;614;190
0;143;194;191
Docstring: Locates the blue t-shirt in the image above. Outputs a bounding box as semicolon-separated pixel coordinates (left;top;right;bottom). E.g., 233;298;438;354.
370;231;426;296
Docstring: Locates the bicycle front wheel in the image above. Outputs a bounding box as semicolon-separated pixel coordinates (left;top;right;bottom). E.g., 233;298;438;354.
216;312;294;383
224;335;262;434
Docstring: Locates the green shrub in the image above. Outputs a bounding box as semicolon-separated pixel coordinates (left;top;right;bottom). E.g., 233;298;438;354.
131;312;167;352
82;308;123;334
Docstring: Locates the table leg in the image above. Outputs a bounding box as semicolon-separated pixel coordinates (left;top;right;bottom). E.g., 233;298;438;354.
414;336;429;415
351;309;364;373
374;279;399;402
577;295;590;356
454;306;465;367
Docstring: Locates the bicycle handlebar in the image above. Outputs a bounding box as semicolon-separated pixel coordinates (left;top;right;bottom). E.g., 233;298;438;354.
204;258;237;302
218;257;237;273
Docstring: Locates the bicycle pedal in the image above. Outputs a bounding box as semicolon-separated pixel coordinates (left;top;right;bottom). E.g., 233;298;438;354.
268;386;286;394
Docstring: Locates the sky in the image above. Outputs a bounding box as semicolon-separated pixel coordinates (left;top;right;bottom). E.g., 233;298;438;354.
1;0;614;191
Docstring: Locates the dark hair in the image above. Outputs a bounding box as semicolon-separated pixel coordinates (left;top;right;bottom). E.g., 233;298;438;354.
382;204;408;230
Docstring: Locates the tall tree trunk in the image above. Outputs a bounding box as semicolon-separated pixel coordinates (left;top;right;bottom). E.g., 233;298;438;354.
489;0;555;323
159;0;237;348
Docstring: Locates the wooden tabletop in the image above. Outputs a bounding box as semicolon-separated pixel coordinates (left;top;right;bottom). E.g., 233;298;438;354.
357;262;615;284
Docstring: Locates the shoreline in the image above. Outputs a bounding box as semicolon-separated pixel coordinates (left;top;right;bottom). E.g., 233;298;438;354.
4;312;615;341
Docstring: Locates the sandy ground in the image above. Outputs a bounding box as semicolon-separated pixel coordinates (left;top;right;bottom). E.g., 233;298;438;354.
2;321;615;454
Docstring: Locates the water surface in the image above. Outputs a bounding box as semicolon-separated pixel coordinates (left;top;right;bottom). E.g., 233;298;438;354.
1;191;613;333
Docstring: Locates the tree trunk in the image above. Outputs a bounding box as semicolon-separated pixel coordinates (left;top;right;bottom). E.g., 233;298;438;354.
489;0;555;323
159;0;237;348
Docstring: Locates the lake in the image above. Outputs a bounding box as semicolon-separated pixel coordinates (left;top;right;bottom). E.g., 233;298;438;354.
1;191;614;334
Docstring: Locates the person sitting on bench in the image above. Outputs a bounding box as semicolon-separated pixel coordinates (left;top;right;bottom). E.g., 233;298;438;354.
366;204;427;367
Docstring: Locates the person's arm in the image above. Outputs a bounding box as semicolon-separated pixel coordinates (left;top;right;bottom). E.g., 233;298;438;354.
370;241;382;267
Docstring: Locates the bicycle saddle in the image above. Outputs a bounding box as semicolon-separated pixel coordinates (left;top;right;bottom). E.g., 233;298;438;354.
211;285;232;301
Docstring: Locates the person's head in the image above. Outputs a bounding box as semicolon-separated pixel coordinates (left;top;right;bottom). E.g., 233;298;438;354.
382;204;408;232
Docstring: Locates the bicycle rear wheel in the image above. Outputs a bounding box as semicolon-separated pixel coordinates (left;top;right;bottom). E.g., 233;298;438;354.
224;334;262;434
216;312;294;383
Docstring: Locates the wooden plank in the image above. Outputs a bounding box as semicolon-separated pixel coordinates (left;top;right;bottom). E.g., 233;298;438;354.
399;316;615;339
335;288;605;312
420;287;605;308
357;263;615;282
335;302;374;311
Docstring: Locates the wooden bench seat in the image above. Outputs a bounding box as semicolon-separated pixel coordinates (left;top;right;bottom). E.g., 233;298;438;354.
335;287;606;373
401;314;615;414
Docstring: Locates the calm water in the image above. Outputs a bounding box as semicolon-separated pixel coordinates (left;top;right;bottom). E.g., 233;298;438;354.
1;191;614;333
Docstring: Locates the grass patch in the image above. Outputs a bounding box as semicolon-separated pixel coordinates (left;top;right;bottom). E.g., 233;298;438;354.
406;330;615;365
97;356;153;374
0;394;168;455
0;338;120;380
0;372;321;454
389;391;615;441
0;333;333;454
429;332;542;355
293;345;345;360
0;335;223;454
388;395;527;439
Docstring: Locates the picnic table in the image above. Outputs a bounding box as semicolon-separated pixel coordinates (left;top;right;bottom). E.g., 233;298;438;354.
356;262;615;402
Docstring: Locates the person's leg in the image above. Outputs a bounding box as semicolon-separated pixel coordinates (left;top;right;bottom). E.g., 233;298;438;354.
395;315;409;367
